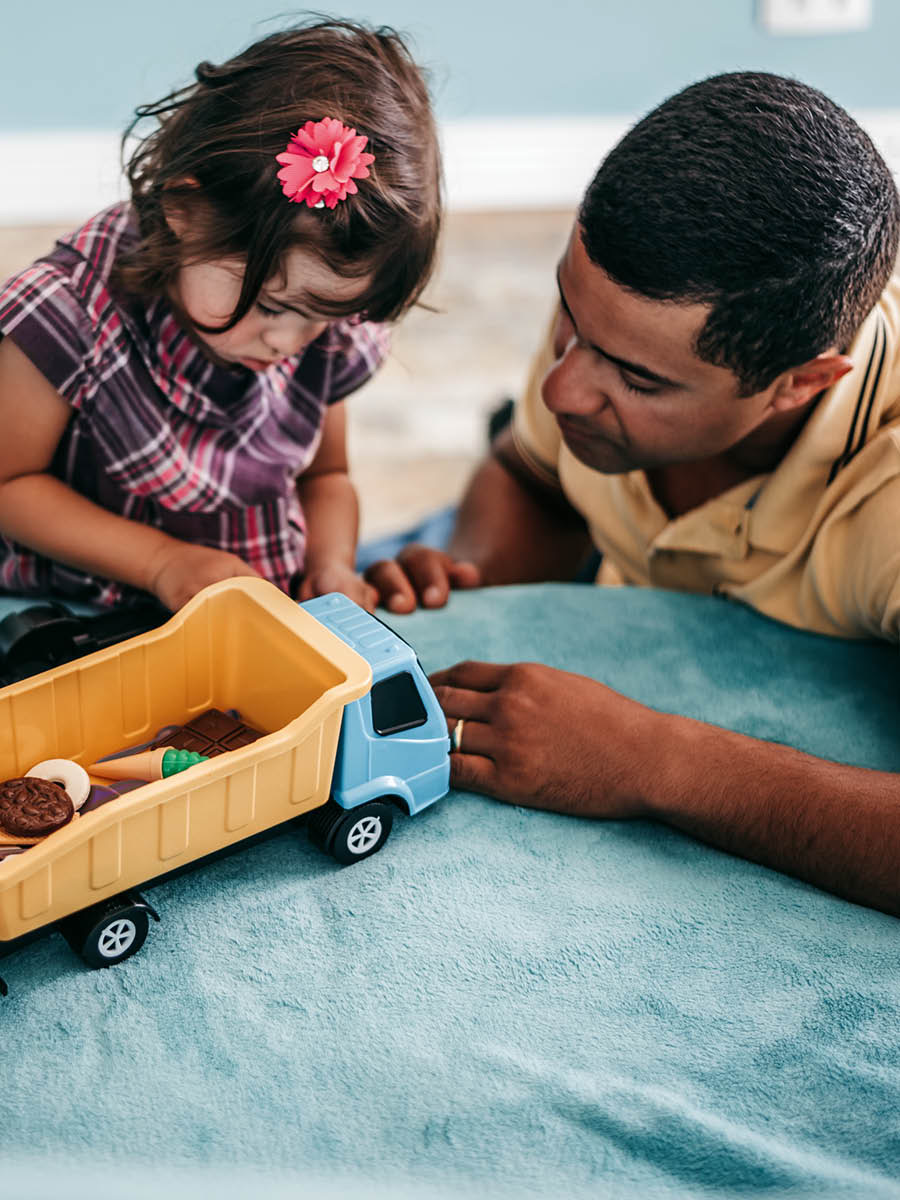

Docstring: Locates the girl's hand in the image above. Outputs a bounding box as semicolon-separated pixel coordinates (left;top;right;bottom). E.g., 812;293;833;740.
297;561;378;612
147;541;262;611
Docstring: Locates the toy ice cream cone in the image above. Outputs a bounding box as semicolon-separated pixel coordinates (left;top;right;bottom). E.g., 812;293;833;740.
88;747;209;781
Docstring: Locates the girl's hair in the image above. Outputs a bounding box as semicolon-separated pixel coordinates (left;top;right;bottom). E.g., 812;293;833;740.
115;18;442;328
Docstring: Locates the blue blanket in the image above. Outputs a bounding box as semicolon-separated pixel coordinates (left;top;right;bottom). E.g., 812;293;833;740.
3;584;900;1198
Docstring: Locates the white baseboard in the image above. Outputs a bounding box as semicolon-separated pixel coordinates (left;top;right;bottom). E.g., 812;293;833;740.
440;116;631;210
0;117;627;224
3;112;900;224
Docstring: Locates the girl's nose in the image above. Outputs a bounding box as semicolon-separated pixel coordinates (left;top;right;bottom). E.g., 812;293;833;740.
264;319;328;358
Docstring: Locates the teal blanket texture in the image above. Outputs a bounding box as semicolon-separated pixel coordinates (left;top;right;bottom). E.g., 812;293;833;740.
2;584;899;1198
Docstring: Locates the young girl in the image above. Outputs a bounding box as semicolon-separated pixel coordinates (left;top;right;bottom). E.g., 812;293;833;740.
0;19;440;612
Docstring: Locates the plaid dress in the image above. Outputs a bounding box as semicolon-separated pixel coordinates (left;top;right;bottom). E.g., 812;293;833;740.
0;205;388;606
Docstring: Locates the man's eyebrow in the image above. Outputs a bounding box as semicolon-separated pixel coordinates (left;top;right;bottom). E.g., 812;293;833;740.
555;267;683;389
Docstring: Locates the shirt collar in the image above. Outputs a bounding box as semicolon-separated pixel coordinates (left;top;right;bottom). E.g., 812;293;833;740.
745;298;891;555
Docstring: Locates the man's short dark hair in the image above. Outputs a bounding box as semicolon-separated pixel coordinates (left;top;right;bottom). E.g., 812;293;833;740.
579;72;900;395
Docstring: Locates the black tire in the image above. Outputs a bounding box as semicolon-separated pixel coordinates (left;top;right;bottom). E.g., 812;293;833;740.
331;802;393;865
309;800;394;865
62;898;150;968
306;798;347;851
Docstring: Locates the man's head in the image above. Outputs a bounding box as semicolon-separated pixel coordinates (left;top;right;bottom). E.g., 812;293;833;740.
544;72;900;475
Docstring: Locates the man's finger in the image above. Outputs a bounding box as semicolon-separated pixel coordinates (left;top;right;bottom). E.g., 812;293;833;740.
447;560;482;590
430;660;507;691
432;684;493;723
363;559;417;613
398;547;453;608
448;716;494;758
449;750;499;798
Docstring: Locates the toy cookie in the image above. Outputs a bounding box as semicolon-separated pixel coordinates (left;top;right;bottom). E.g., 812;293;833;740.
0;776;74;838
26;758;91;810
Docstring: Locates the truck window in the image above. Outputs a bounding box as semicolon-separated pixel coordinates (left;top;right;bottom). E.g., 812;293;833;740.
370;671;428;736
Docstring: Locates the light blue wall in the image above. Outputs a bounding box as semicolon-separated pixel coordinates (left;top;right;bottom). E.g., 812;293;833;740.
2;1;899;131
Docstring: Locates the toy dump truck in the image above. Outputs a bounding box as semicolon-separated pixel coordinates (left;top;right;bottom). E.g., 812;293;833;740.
0;578;450;993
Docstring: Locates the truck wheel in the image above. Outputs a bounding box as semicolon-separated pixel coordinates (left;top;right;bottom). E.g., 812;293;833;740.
309;800;394;865
331;802;393;864
61;898;151;968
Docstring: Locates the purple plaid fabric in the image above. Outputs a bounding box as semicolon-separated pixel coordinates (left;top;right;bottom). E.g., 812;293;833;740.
0;204;389;606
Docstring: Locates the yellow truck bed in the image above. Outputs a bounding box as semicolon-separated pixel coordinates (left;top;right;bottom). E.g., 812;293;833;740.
0;578;371;943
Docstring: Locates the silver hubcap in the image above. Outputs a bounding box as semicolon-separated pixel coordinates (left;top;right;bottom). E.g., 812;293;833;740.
346;815;382;855
98;918;137;958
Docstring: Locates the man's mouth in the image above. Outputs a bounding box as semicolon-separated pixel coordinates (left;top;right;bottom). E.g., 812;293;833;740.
555;415;634;470
556;415;601;446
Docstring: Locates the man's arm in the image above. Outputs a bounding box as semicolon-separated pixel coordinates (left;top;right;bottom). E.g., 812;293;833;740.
449;427;592;584
364;427;592;611
652;707;900;914
430;660;900;916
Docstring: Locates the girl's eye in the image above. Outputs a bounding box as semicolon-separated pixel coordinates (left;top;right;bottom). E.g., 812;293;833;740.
256;302;285;318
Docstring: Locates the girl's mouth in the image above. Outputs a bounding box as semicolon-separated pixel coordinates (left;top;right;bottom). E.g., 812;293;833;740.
239;356;276;371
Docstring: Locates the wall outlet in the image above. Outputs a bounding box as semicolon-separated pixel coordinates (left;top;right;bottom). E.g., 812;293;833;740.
758;0;872;34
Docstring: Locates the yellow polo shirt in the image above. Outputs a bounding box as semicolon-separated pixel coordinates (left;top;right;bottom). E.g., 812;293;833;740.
512;272;900;641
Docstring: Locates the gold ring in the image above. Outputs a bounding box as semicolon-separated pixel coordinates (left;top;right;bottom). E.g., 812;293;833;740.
451;718;465;753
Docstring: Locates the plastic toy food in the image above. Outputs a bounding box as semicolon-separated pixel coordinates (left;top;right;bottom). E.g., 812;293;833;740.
0;777;74;837
88;748;210;781
26;759;91;809
0;578;450;994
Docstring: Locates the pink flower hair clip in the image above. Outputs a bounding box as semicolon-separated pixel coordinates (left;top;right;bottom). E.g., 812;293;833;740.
276;117;375;210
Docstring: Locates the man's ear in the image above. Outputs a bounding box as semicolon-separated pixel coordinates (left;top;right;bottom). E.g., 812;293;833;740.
769;352;854;413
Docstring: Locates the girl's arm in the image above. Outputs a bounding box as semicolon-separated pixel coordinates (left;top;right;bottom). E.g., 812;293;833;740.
0;338;260;609
295;400;376;610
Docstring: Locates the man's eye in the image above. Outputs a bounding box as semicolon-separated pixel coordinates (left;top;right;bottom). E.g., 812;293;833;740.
256;302;285;317
621;373;660;396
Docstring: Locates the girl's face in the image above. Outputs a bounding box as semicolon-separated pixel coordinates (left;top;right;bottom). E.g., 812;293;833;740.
171;246;371;372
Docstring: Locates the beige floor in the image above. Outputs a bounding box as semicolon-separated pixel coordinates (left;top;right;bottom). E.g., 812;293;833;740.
0;209;572;537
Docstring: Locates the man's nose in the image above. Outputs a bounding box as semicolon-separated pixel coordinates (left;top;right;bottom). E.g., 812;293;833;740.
541;344;604;417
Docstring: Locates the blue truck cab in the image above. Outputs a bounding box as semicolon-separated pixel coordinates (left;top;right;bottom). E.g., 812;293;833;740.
300;593;450;861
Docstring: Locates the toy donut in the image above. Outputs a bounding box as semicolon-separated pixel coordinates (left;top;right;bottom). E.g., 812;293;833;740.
26;758;91;811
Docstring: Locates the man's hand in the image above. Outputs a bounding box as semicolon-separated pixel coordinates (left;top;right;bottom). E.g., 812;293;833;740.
297;561;378;612
364;544;482;613
430;660;657;816
147;541;262;611
431;658;900;916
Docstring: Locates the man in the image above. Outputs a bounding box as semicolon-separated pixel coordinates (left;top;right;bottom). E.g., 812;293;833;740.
365;73;900;915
